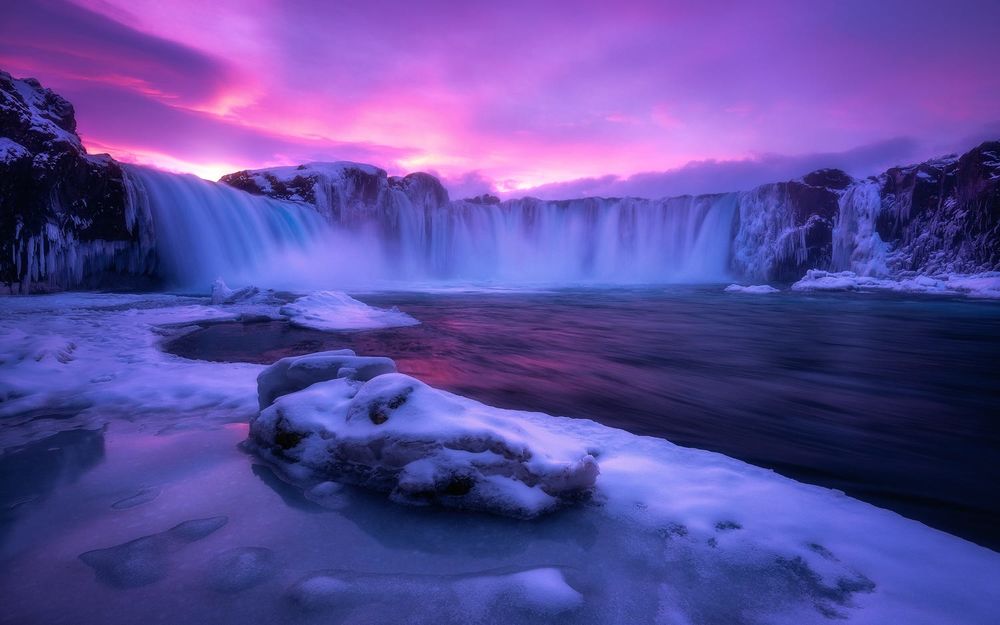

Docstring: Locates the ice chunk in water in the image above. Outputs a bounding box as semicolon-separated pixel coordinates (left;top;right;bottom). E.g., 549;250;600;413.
79;516;228;588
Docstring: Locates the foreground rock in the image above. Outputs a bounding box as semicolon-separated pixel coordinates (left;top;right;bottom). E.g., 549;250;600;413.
249;356;599;518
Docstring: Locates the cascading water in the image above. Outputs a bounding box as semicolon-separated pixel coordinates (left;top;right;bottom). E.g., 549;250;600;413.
832;180;889;276
125;164;741;289
376;193;739;284
123;165;363;290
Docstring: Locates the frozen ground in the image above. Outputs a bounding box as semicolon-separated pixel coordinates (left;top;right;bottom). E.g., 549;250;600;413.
1;291;998;624
792;270;1000;298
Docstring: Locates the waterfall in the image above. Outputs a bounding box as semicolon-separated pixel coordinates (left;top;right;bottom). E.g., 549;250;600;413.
124;166;353;290
832;180;889;276
125;164;741;289
370;194;739;284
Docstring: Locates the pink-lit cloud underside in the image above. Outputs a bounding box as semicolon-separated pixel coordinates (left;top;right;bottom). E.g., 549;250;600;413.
3;0;999;198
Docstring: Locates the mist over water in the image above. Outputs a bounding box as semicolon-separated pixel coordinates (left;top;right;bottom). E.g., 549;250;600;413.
125;165;740;290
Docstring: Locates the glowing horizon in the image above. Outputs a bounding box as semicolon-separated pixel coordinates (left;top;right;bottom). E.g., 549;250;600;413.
2;0;999;199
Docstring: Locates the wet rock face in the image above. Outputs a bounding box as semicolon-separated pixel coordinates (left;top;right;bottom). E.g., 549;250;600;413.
877;141;1000;274
0;71;156;293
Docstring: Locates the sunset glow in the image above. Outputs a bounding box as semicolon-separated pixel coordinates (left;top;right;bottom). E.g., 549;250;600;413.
3;0;999;198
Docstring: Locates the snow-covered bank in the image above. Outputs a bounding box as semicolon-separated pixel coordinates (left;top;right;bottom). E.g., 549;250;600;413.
792;270;1000;298
1;292;999;624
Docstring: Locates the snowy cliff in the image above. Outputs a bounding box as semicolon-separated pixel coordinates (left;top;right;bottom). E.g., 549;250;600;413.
0;71;156;293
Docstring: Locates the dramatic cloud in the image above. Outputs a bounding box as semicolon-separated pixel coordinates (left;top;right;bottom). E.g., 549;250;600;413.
512;138;930;199
2;0;999;194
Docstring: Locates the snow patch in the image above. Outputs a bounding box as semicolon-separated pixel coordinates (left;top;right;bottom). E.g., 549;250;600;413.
792;270;1000;298
0;137;30;163
724;284;780;294
279;291;419;331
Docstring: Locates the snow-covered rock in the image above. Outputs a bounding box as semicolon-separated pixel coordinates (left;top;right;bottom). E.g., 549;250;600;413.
724;284;780;294
279;291;419;331
256;349;397;410
220;162;450;225
210;278;260;305
249;372;600;518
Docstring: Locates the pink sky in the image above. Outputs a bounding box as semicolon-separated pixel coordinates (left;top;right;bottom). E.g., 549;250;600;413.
3;0;999;198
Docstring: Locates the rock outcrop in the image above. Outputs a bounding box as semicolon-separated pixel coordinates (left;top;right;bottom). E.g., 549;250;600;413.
0;71;156;293
250;361;600;518
876;142;1000;275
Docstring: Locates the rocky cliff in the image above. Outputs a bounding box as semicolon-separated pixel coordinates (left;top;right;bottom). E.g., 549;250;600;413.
0;71;155;293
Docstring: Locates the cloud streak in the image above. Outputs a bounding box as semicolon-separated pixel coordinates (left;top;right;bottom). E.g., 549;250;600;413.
510;138;932;200
2;0;999;193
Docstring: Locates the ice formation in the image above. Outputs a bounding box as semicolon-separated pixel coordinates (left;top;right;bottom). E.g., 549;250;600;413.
251;367;600;518
288;567;584;617
279;291;419;331
2;292;999;624
724;284;780;294
79;516;228;588
792;269;1000;298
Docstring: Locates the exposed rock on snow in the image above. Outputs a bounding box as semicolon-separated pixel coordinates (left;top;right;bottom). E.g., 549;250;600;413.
279;290;419;331
724;284;779;294
257;349;397;410
250;372;600;518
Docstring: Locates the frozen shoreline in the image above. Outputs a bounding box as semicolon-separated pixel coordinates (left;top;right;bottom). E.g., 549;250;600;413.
1;291;999;624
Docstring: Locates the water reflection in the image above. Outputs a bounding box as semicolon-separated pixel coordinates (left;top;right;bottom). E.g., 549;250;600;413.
166;288;1000;548
0;428;106;548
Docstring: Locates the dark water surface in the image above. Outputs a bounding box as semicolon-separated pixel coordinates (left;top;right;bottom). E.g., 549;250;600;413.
166;287;1000;549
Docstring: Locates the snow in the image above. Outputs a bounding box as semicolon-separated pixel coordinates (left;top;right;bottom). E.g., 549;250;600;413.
725;284;779;294
5;76;82;150
256;349;397;409
279;290;419;331
0;137;30;163
792;269;1000;298
2;291;999;624
250;371;600;518
210;277;260;304
288;566;583;617
245;161;385;183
